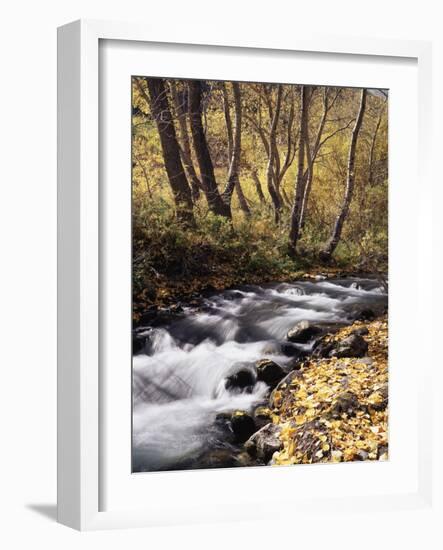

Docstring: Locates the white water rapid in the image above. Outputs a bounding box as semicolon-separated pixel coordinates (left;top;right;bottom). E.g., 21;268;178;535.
132;277;387;472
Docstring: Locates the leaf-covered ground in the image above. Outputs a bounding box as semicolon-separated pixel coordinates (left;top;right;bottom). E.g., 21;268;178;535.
269;317;388;465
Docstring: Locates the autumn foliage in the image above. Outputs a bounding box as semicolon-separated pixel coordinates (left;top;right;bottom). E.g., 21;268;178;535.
132;78;388;308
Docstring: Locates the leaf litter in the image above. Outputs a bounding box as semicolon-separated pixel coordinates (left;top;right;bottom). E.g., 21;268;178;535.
270;316;388;465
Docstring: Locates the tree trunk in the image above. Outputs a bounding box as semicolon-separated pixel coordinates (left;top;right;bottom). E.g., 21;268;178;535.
188;80;231;218
368;102;385;186
139;78;195;225
275;89;297;197
299;167;313;230
169;81;202;201
222;83;234;160
221;82;250;215
250;169;266;203
288;85;310;253
235;181;250;214
299;88;353;232
321;88;367;259
299;88;329;230
266;85;283;222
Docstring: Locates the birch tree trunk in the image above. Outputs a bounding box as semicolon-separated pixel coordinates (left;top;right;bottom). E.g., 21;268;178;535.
188;80;231;218
299;88;329;230
266;85;283;223
368;100;386;186
222;83;234;159
274;87;297;204
138;78;195;225
299;89;355;231
222;82;250;215
288;85;310;253
321;88;367;259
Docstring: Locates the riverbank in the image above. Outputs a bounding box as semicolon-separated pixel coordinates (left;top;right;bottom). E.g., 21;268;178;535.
133;267;388;323
211;314;389;469
270;316;388;465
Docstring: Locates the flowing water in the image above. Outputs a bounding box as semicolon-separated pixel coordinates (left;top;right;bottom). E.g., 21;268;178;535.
132;277;387;472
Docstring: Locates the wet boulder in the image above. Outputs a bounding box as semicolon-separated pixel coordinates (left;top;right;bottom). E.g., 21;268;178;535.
355;308;376;321
287;320;323;343
225;364;256;393
214;412;233;433
312;337;335;358
352;326;369;336
269;370;303;409
139;304;184;327
224;290;245;301
132;327;154;355
132;332;146;354
331;333;368;358
280;342;308;359
230;411;257;443
244;423;283;463
286;320;345;346
256;359;286;389
313;331;368;359
253;405;274;430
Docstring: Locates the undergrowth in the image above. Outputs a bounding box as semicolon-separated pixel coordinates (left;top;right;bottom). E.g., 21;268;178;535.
132;195;387;317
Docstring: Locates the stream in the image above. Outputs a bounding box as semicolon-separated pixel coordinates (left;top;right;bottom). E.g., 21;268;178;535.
132;277;387;472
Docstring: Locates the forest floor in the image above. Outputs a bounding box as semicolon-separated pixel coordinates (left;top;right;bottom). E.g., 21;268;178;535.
269;316;389;465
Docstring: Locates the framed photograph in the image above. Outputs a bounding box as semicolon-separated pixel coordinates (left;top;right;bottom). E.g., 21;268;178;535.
57;19;433;530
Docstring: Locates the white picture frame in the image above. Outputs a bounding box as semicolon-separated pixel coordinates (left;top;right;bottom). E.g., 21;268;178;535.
57;19;433;531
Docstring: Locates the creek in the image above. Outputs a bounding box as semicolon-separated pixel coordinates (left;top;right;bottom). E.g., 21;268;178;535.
132;277;387;472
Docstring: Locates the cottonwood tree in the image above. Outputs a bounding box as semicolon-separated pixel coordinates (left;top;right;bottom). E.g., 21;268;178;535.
188;80;248;219
135;77;195;225
367;94;387;186
243;84;297;221
298;87;351;230
288;85;310;253
273;87;297;203
188;80;232;218
168;81;202;201
265;84;284;221
321;88;368;259
221;83;250;215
